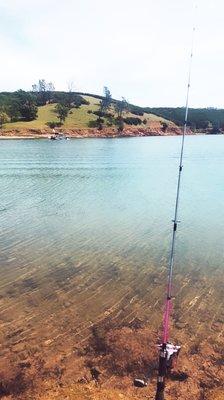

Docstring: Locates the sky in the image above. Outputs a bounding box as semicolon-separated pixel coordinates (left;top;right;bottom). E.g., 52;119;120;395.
0;0;224;108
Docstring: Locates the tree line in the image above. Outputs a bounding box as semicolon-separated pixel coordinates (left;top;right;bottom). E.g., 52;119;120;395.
0;79;88;128
0;82;134;132
144;107;224;133
1;81;223;132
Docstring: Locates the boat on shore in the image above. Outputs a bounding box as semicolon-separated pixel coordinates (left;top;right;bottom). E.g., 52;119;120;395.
50;131;69;140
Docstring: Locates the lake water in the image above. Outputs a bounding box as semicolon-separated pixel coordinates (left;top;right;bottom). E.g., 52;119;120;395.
0;136;223;359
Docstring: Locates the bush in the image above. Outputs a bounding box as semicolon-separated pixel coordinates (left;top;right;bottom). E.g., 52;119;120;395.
92;111;113;118
130;109;144;116
104;112;113;118
123;117;142;125
46;121;62;128
0;111;10;128
161;122;168;132
92;110;104;118
88;118;104;128
115;117;124;132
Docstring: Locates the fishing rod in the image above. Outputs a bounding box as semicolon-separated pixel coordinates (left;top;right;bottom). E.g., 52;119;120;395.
154;26;196;400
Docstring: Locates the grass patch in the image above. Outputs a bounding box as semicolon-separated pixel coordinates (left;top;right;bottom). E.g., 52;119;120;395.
5;103;58;130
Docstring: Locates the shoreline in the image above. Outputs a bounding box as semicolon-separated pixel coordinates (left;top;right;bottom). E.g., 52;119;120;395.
0;133;209;139
0;126;202;139
0;135;204;139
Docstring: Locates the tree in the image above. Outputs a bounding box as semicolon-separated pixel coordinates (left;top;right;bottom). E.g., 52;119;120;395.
20;101;38;121
0;110;9;128
66;81;77;108
115;97;129;118
38;79;46;92
54;103;69;123
67;80;75;93
96;86;112;129
7;100;21;122
32;79;55;105
47;82;55;92
210;121;221;134
14;90;38;121
32;84;38;92
115;97;129;132
100;86;112;113
46;82;55;103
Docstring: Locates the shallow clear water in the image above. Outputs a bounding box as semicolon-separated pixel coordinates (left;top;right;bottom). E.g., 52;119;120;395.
0;136;224;274
0;136;223;351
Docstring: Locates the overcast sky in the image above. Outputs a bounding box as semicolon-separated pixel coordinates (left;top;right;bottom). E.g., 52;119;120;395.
0;0;223;108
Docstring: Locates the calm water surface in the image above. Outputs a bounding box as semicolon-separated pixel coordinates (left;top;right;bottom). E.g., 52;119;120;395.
0;136;224;273
0;136;223;350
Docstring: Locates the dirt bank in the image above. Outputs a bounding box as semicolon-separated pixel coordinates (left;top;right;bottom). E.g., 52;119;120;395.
0;124;190;139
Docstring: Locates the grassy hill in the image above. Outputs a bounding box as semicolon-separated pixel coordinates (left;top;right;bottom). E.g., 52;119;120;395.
3;95;170;131
1;90;224;134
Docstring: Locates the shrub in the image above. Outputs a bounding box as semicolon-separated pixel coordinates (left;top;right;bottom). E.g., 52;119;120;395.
130;109;144;116
46;121;62;128
92;111;113;118
88;119;104;128
0;111;9;128
92;110;104;117
123;117;142;125
115;117;124;132
161;122;168;132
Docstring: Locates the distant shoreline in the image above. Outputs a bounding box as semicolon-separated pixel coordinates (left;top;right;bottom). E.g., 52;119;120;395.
0;126;200;139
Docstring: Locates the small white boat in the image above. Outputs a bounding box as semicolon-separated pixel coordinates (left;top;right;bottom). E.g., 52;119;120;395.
50;132;69;140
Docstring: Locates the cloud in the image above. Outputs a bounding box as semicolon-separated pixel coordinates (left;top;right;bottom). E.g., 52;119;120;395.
0;0;224;107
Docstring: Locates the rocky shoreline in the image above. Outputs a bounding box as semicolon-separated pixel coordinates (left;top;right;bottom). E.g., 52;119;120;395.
0;125;194;139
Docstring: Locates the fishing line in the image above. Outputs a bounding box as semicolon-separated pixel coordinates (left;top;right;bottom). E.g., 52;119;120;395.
154;13;197;400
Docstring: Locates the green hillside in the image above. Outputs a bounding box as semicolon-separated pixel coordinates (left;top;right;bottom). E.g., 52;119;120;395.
1;88;224;133
145;107;224;133
3;95;169;131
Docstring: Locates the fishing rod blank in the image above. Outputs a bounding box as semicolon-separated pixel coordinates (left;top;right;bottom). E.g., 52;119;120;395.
155;26;195;400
